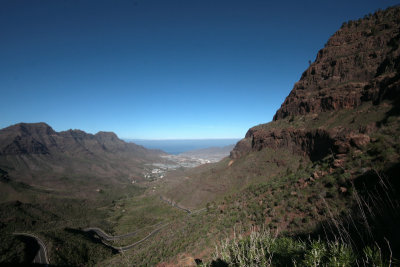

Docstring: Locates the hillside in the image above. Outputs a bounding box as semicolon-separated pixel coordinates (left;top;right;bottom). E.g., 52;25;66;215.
143;6;400;266
2;6;400;267
0;122;166;191
232;5;400;160
163;5;400;208
0;123;183;266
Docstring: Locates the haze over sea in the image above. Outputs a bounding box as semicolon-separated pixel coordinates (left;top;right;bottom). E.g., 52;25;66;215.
127;139;240;155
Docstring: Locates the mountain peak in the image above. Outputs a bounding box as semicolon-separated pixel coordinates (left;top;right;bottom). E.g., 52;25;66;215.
273;6;400;121
232;6;400;160
5;122;55;136
95;131;119;141
0;122;163;181
0;122;55;155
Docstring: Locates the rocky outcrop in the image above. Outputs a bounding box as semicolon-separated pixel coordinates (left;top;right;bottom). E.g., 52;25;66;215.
231;126;371;162
274;7;400;120
232;6;400;161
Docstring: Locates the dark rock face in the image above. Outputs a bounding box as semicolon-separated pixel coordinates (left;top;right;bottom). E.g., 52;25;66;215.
0;122;165;183
2;136;50;155
0;123;55;155
0;122;155;157
231;6;400;161
274;7;400;120
231;127;372;162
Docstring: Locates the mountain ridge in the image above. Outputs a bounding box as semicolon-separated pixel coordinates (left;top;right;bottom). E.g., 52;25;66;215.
231;6;400;162
156;9;400;265
0;122;164;156
0;122;166;187
274;6;400;120
2;6;400;266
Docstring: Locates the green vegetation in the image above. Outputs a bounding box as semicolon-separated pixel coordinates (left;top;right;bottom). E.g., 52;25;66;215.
207;228;393;267
160;147;304;210
2;102;399;266
44;228;116;266
2;6;400;266
0;235;28;264
102;99;400;266
252;101;391;133
0;175;165;265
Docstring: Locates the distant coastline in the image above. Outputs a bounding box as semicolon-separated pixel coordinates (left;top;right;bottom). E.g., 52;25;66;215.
125;139;240;155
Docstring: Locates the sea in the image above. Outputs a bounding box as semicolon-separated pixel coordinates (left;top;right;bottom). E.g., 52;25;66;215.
126;139;240;155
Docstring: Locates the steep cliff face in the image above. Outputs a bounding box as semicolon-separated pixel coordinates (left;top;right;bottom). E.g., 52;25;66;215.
231;126;371;161
232;6;400;161
274;7;400;120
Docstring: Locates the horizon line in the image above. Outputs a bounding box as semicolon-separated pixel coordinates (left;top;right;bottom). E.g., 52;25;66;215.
123;137;242;141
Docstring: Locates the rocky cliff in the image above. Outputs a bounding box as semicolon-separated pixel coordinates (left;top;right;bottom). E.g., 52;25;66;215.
274;7;400;120
0;122;165;183
0;122;156;157
231;6;400;161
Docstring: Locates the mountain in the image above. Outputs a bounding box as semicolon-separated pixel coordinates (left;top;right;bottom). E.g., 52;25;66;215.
2;6;400;267
0;122;156;156
0;122;165;189
149;6;400;265
164;6;400;211
0;123;172;266
231;6;400;161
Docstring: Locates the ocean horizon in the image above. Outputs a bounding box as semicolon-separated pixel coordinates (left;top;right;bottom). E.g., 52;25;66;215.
126;138;240;155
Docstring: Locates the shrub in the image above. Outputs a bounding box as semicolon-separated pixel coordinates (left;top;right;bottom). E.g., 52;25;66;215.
209;228;392;267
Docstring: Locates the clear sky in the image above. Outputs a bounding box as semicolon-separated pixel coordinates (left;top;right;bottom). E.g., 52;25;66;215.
1;0;398;139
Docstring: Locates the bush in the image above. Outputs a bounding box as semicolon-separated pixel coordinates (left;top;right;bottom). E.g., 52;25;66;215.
208;228;392;267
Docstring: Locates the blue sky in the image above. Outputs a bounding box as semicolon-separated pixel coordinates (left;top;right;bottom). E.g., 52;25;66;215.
1;0;398;139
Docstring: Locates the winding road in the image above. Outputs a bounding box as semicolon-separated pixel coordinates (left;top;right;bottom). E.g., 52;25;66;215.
84;227;142;241
13;232;49;265
159;196;192;213
84;197;206;252
84;222;169;252
113;223;170;251
14;196;207;262
83;221;163;242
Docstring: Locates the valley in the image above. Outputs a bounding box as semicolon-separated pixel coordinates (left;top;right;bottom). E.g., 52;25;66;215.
0;124;236;265
143;145;234;180
1;4;400;267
